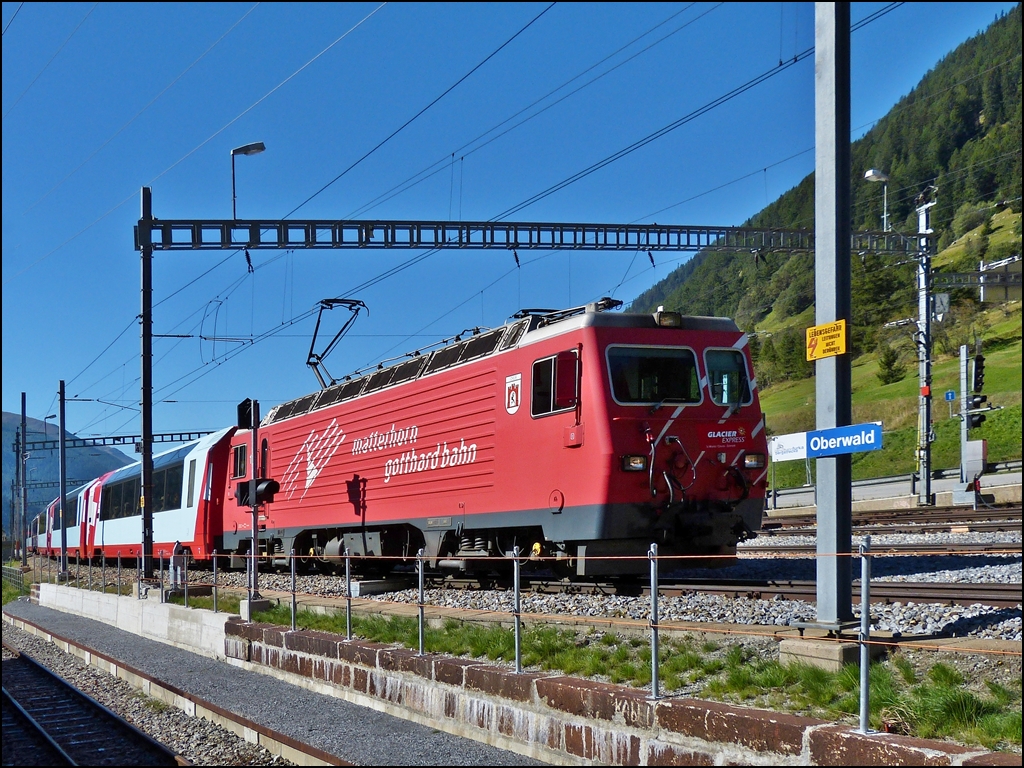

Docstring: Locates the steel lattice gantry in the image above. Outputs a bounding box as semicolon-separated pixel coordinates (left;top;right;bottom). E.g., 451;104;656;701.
134;217;917;254
22;431;212;453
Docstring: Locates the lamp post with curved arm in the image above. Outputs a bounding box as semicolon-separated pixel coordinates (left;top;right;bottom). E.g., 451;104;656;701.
231;142;266;220
864;168;889;231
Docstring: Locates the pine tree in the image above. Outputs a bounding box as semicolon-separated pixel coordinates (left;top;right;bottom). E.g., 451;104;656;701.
876;343;908;385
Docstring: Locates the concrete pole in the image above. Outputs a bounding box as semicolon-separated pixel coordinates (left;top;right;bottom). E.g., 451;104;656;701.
813;2;853;624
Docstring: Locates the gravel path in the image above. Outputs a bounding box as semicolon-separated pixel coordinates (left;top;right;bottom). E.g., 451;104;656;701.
2;600;545;767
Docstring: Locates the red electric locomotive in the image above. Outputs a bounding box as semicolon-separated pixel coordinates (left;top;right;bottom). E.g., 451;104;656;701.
219;299;768;576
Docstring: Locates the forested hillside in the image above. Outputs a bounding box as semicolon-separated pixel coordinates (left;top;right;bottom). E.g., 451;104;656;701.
630;4;1022;389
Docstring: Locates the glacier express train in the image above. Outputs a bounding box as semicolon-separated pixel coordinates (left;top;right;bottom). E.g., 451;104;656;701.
33;299;769;576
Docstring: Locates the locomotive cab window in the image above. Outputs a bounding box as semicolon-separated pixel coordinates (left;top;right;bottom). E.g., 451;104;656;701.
532;350;579;417
606;346;700;405
705;349;752;406
232;444;248;479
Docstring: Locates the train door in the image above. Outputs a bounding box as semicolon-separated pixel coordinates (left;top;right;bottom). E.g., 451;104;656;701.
45;502;54;554
82;479;103;559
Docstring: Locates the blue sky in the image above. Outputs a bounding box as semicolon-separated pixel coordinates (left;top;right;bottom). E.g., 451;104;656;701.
2;2;1017;439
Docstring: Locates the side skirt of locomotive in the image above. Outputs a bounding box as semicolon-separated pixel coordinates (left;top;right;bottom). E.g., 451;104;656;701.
216;497;762;577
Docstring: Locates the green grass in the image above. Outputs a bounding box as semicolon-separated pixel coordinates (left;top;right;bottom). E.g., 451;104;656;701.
2;580;26;605
165;592;242;614
761;300;1021;489
243;605;1021;751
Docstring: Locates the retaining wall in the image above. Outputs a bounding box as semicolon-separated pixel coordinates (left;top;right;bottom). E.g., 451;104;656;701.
223;619;1017;766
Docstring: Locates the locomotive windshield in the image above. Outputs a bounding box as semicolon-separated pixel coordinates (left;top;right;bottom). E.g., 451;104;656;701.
705;349;752;406
607;346;700;405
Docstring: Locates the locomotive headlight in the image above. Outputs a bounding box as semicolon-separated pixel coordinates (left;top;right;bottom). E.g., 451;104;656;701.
654;310;682;327
621;455;647;472
743;453;765;469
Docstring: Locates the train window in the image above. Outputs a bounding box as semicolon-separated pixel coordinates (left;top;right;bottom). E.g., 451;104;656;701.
124;477;140;518
165;463;183;510
704;349;752;406
606;346;700;405
531;350;578;417
186;459;197;508
102;483;121;520
499;319;529;351
152;469;167;514
362;366;396;394
458;327;505;363
261;439;269;478
387;356;427;387
232;444;247;479
423;342;465;374
271;391;320;422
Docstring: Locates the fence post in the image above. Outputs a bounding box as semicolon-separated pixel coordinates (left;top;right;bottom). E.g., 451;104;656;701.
858;535;873;734
649;543;661;700
159;551;164;602
117;552;121;596
136;554;142;599
417;548;425;656
88;553;93;592
345;548;352;641
213;550;219;613
77;553;81;587
183;554;189;608
291;549;297;632
513;545;522;674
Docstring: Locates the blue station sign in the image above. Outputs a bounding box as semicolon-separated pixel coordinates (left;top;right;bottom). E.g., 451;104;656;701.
806;422;883;459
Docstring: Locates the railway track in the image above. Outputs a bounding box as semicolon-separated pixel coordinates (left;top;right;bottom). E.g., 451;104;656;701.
655;579;1023;609
1;642;185;766
427;575;1022;609
762;505;1023;533
739;541;1022;555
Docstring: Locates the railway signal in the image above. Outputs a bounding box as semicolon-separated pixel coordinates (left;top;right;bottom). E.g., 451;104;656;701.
967;394;988;430
972;354;985;393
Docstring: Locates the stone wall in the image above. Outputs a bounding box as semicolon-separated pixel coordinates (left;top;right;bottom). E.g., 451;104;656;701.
224;620;1016;766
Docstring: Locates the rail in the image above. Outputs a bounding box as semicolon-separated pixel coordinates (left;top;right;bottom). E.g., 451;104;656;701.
771;459;1022;499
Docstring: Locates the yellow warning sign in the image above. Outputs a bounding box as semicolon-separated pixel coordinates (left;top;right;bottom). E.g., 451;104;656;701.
806;319;847;361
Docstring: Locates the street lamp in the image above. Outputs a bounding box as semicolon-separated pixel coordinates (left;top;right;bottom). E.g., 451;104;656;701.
43;413;56;439
864;168;889;232
231;142;266;220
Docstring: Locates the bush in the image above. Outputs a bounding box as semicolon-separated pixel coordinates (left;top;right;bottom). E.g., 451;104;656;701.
952;202;993;239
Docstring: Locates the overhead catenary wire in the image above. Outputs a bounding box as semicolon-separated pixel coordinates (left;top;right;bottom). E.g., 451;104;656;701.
2;3;98;120
281;2;556;222
2;2;24;36
490;3;904;221
340;2;717;221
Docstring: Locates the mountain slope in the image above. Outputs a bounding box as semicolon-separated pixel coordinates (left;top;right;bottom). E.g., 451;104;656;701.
1;412;133;538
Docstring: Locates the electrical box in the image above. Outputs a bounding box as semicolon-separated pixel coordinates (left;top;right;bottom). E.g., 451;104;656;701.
963;439;987;481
